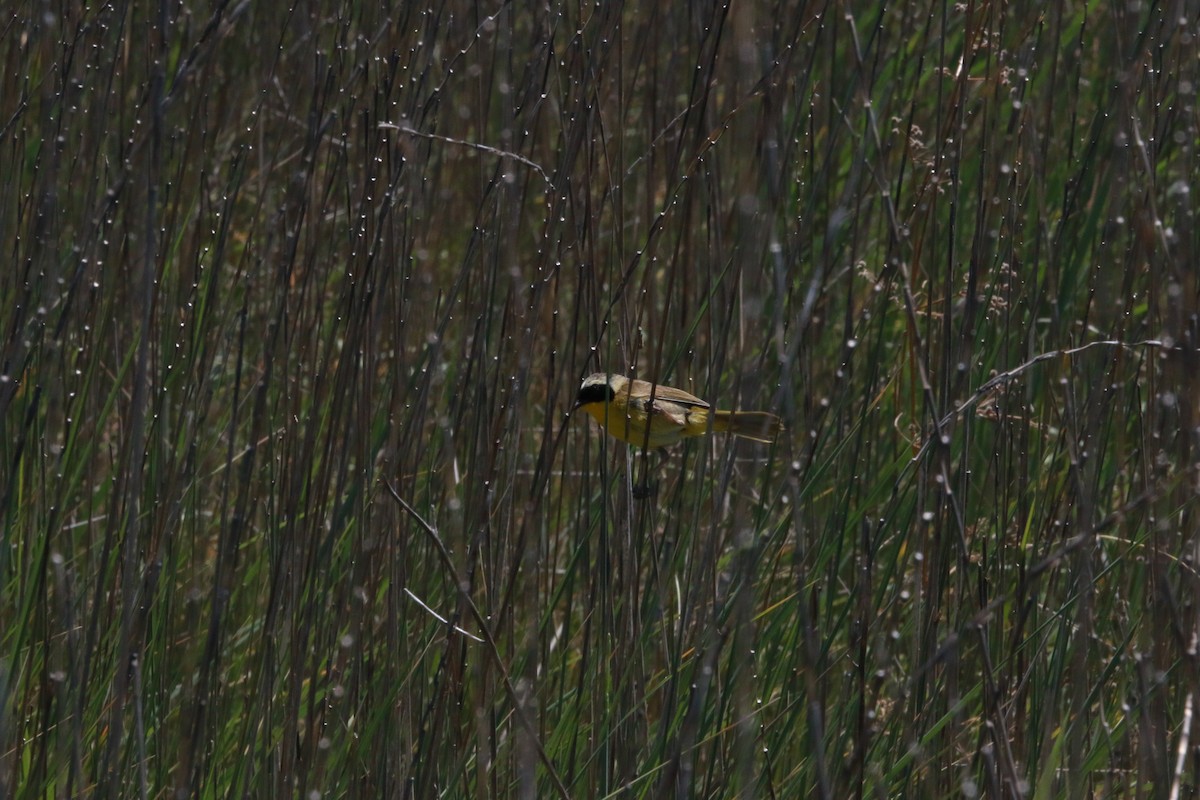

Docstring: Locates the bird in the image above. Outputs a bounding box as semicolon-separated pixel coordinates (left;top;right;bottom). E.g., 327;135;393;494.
574;372;783;449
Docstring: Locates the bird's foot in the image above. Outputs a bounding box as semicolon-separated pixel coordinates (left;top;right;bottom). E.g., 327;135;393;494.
633;479;659;500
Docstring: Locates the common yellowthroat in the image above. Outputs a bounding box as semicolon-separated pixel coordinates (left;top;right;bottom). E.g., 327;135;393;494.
574;373;783;449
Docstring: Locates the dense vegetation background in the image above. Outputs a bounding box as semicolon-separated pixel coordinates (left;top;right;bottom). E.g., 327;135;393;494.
2;1;1198;797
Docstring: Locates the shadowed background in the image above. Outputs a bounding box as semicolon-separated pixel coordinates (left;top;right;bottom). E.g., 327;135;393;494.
2;1;1198;797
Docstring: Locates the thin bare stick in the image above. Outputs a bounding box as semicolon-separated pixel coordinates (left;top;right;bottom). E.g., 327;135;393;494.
385;481;569;800
379;122;552;186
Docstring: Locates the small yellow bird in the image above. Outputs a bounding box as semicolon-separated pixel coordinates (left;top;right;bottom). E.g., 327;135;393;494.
574;372;783;449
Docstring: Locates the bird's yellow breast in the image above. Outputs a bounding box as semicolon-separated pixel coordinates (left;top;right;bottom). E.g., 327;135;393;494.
579;398;711;448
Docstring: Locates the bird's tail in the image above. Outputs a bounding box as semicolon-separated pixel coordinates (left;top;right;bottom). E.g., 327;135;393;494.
711;410;784;443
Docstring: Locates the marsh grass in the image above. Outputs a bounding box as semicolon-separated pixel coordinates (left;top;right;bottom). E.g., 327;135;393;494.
2;1;1198;797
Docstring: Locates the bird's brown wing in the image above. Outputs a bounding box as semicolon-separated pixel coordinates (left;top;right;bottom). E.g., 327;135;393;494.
640;382;710;409
638;400;686;430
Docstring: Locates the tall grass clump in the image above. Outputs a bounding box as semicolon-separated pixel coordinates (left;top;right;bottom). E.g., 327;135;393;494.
2;1;1197;797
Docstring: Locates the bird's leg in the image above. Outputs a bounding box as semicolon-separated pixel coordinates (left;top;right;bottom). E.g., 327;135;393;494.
632;447;668;500
632;448;656;499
